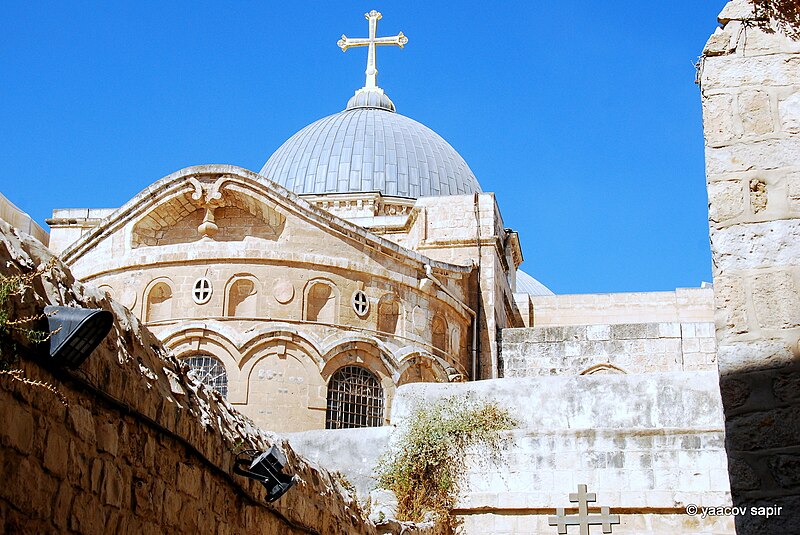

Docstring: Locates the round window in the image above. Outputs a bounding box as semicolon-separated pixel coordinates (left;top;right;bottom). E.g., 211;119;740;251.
193;277;213;305
352;290;369;316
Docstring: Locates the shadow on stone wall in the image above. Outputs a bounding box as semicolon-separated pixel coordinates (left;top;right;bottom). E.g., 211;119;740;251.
719;361;800;534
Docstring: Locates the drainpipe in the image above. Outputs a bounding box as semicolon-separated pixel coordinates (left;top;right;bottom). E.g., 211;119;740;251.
473;193;482;381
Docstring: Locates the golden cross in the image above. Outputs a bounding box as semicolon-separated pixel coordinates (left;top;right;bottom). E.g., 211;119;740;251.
338;10;408;90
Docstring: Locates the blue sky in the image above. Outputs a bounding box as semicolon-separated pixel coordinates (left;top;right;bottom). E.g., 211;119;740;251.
0;1;727;294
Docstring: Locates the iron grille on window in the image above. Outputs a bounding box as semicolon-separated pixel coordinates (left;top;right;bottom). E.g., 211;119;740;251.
326;365;384;429
183;354;228;398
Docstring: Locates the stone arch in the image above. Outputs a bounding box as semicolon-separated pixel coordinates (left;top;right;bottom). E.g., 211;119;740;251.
143;278;174;323
580;363;628;375
377;293;402;335
431;313;448;354
96;284;115;300
320;340;395;425
239;329;325;371
397;353;449;386
304;279;339;323
320;337;398;378
164;325;243;401
240;337;327;433
225;275;259;318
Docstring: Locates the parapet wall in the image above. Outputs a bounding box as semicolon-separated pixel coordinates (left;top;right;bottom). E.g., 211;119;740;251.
501;320;717;377
289;375;734;534
530;288;714;327
0;220;377;534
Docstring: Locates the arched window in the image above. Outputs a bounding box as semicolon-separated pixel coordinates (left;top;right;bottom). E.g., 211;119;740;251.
146;282;173;323
377;294;401;334
182;354;228;397
325;366;384;429
228;278;258;317
306;281;337;323
432;314;448;353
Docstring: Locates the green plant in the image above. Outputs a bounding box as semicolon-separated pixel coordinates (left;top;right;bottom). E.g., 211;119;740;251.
0;264;54;364
0;261;68;406
375;394;517;528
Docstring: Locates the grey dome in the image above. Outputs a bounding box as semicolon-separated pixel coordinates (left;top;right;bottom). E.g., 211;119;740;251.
515;270;554;296
260;107;481;198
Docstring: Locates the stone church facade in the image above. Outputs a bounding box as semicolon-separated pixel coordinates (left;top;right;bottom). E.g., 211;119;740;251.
41;10;723;442
15;3;800;531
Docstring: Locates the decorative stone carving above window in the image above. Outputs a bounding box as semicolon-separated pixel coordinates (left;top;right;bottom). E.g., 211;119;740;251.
131;174;286;248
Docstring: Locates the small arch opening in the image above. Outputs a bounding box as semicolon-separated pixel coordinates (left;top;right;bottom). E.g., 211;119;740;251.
306;282;337;323
377;295;401;335
228;278;258;317
146;282;173;322
432;314;448;353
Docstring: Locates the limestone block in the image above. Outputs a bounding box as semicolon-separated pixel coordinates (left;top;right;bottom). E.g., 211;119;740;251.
1;406;35;454
705;138;800;176
773;370;800;403
708;180;745;223
43;430;69;477
751;270;800;328
703;93;737;143
714;275;748;333
658;322;681;338
703;27;734;57
779;91;800;134
68;404;96;444
717;339;794;374
725;405;800;451
769;454;800;488
101;462;125;507
710;219;800;271
718;0;755;23
738;90;774;135
702;55;800;90
96;422;119;456
788;172;800;212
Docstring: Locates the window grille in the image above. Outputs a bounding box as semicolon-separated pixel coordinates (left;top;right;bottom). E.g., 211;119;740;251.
326;365;384;429
183;354;228;397
193;277;213;304
352;290;369;316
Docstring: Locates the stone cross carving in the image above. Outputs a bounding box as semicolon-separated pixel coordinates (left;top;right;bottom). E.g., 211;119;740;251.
548;484;620;535
338;10;408;90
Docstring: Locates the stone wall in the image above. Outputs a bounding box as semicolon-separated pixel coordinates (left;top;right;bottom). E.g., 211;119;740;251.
0;192;48;245
530;288;714;327
0;220;391;534
700;1;800;532
500;321;717;376
289;376;734;534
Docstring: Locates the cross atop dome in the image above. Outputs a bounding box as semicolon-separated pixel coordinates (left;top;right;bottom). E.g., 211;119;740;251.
338;10;408;112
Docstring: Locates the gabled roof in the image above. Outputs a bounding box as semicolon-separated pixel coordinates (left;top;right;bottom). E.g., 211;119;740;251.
61;164;472;278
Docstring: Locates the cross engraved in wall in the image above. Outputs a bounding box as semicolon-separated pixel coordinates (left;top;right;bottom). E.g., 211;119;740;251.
338;10;408;90
548;484;620;535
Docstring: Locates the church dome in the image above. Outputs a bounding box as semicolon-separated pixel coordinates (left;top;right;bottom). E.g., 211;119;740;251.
515;270;555;296
260;105;481;199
